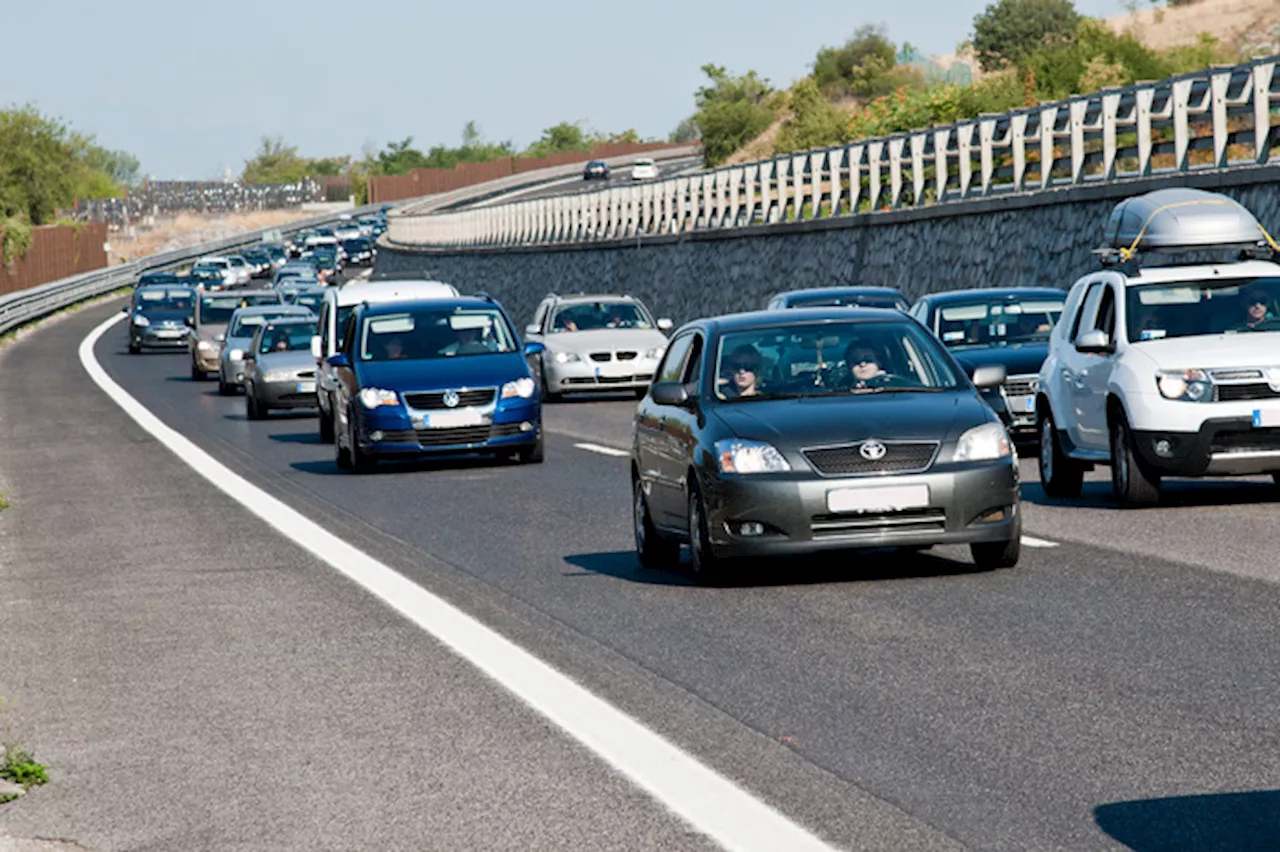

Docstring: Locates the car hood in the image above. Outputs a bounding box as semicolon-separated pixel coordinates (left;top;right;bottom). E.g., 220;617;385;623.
357;352;529;390
134;309;190;325
1126;332;1280;370
256;351;316;372
543;328;667;353
949;343;1048;377
712;392;989;447
196;322;229;341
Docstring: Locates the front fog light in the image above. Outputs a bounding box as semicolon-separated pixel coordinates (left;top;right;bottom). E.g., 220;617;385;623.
953;422;1013;462
369;430;385;442
737;521;765;537
1153;438;1175;458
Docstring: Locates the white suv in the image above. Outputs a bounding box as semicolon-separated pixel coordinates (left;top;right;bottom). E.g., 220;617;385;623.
1036;188;1280;506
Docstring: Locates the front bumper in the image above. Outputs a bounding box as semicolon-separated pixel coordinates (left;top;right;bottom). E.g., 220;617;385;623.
354;401;541;457
546;359;658;392
257;380;319;409
131;327;189;348
700;458;1021;559
220;354;248;385
193;346;222;372
1133;416;1280;476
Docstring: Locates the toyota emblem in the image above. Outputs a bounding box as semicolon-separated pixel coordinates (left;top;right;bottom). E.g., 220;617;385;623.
859;440;887;461
442;390;460;408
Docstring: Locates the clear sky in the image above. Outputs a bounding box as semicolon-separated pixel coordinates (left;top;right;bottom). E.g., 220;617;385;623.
6;0;1125;180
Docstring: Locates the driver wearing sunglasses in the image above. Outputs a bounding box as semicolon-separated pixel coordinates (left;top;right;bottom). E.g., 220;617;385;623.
723;344;763;398
844;342;889;389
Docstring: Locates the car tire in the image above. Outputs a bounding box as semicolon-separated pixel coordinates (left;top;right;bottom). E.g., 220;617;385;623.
245;388;266;421
540;363;561;403
334;411;353;471
191;361;204;381
318;397;335;443
1110;415;1160;507
515;431;545;464
218;376;236;396
687;481;727;584
1038;409;1084;499
971;531;1021;570
634;478;679;570
128;341;141;355
346;407;376;474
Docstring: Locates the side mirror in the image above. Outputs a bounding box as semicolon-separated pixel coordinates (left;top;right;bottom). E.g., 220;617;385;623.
310;335;322;360
971;364;1007;389
121;305;130;314
523;341;546;357
326;353;350;368
184;316;195;328
657;318;674;331
525;324;541;336
1075;329;1114;354
243;351;255;362
649;381;691;407
213;333;226;343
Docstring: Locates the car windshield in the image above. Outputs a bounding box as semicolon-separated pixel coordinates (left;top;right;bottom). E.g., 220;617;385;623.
291;294;324;311
258;322;318;354
1127;276;1280;342
227;257;246;266
714;320;963;401
550;301;652;332
788;292;907;310
138;274;181;286
934;296;1064;348
342;239;368;251
199;293;281;324
135;288;194;311
359;308;516;361
230;311;302;337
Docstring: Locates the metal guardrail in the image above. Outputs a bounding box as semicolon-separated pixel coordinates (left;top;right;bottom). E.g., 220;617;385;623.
387;57;1280;248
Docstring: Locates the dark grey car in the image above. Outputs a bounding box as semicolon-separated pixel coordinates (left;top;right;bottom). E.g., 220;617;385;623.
243;317;321;419
630;308;1021;582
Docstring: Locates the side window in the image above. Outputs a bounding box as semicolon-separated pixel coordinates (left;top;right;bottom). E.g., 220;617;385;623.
680;334;705;390
1094;285;1117;339
656;333;695;384
1069;283;1100;343
341;313;358;356
532;301;549;332
318;302;330;351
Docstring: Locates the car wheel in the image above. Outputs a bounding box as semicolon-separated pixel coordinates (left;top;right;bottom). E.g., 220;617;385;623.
318;396;335;443
1038;409;1083;499
129;341;141;355
334;411;353;471
191;361;204;381
1110;415;1160;507
687;481;727;584
245;387;266;421
516;431;544;464
540;362;561;403
634;478;679;570
347;407;376;474
971;535;1021;570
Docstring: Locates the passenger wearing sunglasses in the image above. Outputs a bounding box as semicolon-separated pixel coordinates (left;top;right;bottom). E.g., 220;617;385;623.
1239;288;1275;331
723;344;763;398
844;342;891;390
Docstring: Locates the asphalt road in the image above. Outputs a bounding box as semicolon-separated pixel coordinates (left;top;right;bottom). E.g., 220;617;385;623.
10;290;1268;849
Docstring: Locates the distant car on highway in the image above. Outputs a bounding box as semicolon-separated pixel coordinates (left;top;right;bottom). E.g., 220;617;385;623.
278;283;327;313
630;308;1020;581
525;293;674;401
223;255;253;286
134;271;185;289
240;248;274;278
631;158;658;180
326;295;546;472
313;278;461;442
334;223;363;242
307;247;341;284
243;317;322;419
191;257;237;289
583;160;610;180
125;284;196;354
341;237;374;266
909;287;1066;438
217;304;316;395
186;268;227;291
273;261;321;288
187;289;284;380
767;286;910;311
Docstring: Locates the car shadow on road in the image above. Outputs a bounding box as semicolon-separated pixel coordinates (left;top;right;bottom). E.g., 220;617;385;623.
268;427;324;444
1020;479;1280;510
563;548;987;588
1094;790;1280;851
290;454;517;477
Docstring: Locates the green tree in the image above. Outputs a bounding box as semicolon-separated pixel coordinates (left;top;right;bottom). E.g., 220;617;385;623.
813;25;918;99
521;122;593;158
0;106;81;225
971;0;1082;72
669;116;701;143
82;145;140;187
692;64;781;166
242;136;311;183
774;78;852;154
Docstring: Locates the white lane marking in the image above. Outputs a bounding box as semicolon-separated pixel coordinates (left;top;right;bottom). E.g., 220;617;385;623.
574;442;630;458
1021;536;1060;548
79;313;835;852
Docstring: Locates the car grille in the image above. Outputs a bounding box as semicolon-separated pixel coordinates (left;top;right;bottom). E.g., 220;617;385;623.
277;392;316;403
403;389;496;409
562;374;652;385
1002;374;1038;397
589;352;612;362
296;369;315;379
1209;428;1280;454
616;351;638;361
377;423;527;448
1215;383;1280;402
802;441;939;476
810;509;947;537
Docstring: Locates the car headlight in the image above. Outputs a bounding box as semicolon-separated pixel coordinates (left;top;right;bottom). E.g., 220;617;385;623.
553;351;581;364
360;387;399;408
229;348;244;361
1156;369;1211;402
643;346;664;360
262;370;291;382
714;439;791;474
197;340;214;351
953;422;1013;462
132;314;151;327
502;377;536;399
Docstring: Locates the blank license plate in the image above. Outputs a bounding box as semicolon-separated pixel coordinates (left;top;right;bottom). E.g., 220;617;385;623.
1012;395;1035;413
296;381;316;393
827;484;930;514
1253;407;1280;427
423;409;485;429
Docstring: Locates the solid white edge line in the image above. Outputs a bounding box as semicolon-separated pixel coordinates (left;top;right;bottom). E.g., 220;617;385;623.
79;312;837;852
1020;536;1060;548
574;442;631;458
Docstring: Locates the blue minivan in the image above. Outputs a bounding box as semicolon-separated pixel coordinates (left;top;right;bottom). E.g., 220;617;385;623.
327;295;546;472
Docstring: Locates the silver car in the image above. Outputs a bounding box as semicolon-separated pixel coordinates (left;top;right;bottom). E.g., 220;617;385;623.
244;317;322;419
218;305;315;395
526;294;674;400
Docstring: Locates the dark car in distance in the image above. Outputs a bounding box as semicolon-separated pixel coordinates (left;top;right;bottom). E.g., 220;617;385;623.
135;271;185;289
341;237;373;266
125;284;197;353
767;286;910;312
583;160;610;180
909;288;1067;437
327;295;547;472
630;308;1021;581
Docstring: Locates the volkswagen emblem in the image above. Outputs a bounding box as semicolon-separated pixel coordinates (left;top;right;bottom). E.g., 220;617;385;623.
859;440;887;461
442;390;460;408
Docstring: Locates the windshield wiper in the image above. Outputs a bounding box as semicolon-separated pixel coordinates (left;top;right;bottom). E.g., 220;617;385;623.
851;386;948;394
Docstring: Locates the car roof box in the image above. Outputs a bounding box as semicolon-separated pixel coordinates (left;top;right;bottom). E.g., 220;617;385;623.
1101;189;1273;264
